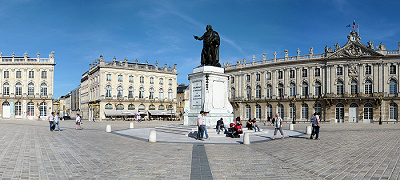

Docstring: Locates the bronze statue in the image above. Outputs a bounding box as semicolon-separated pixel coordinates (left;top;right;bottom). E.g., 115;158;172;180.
194;25;221;67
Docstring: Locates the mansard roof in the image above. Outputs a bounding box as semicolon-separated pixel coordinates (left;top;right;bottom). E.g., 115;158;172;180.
328;30;384;59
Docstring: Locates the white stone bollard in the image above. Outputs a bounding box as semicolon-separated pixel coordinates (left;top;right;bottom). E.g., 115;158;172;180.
149;129;157;143
243;133;250;145
130;122;134;129
106;125;112;132
306;126;312;135
289;124;294;130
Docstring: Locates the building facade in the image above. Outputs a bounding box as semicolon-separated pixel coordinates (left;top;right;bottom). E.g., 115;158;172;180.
224;30;400;123
177;84;188;118
80;55;178;121
0;52;56;120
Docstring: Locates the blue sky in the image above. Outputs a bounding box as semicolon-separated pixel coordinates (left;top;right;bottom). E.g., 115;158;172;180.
1;0;399;98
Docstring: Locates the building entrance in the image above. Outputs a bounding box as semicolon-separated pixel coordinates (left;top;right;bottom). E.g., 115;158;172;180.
2;101;11;119
349;103;359;123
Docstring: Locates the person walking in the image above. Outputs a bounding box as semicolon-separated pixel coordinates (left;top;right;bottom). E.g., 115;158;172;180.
271;114;284;140
76;113;83;130
196;111;206;141
310;112;321;140
137;115;142;123
55;112;60;131
48;112;55;131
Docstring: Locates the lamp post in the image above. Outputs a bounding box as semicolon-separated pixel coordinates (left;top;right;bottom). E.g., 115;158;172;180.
379;96;382;125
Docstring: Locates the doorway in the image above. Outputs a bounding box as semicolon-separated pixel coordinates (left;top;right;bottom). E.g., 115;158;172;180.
2;101;11;118
349;103;359;123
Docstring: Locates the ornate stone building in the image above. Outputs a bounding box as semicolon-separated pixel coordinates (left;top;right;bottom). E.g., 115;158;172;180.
224;30;400;123
80;55;178;121
0;52;56;120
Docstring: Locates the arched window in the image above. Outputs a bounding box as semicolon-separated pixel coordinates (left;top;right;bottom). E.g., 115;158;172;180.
3;82;9;95
266;84;272;98
314;103;322;114
315;81;321;96
255;104;261;119
245;104;251;119
231;87;235;99
302;82;308;96
278;83;284;97
40;83;47;96
266;104;272;118
302;103;309;119
246;86;251;99
149;88;154;99
128;104;135;110
128;86;134;98
159;88;164;99
389;79;397;94
290;83;296;96
28;83;35;95
167;105;173;110
138;104;145;110
365;80;372;94
337;80;344;95
27;102;34;116
105;103;113;109
168;89;173;100
105;85;112;97
351;80;358;95
117;86;123;98
158;105;165;110
289;103;295;119
15;102;22;116
139;87;145;98
15;82;22;96
39;102;47;116
389;102;398;120
278;104;284;118
364;103;373;120
255;85;261;98
116;104;124;110
149;104;155;110
336;103;344;122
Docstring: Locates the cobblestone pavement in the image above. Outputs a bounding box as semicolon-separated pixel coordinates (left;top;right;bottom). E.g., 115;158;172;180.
0;119;399;179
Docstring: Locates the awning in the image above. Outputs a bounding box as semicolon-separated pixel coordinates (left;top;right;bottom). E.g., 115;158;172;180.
148;110;178;116
104;110;138;116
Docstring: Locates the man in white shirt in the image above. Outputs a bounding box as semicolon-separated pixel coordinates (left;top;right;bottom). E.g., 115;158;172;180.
48;112;55;131
54;112;60;131
196;111;206;140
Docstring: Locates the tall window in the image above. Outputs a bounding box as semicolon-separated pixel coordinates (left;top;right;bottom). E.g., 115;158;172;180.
246;86;251;99
149;88;154;99
314;103;322;114
256;74;260;81
266;104;272;119
28;71;34;78
266;85;272;98
302;82;308;96
390;65;396;74
40;83;47;96
290;70;295;78
290;83;296;96
41;71;47;78
255;85;261;98
351;80;358;94
28;83;34;95
15;83;22;96
278;104;284;118
302;103;309;119
278;71;283;79
363;103;373;120
39;102;47;116
105;85;112;97
389;103;398;120
3;82;9;95
337;80;344;95
150;77;154;84
255;104;261;119
27;102;34;116
140;76;144;83
315;81;322;96
302;69;307;77
389;79;397;94
289;104;295;119
168;79;172;85
315;68;320;77
267;72;271;80
168;89;173;100
118;75;123;82
16;71;21;78
246;75;251;82
128;86;134;98
106;74;111;81
365;65;371;75
278;83;284;97
117;86;123;98
231;87;235;99
365;80;372;94
231;76;235;83
15;102;22;117
245;105;251;119
129;75;134;83
159;78;164;85
336;103;344;122
337;67;343;75
4;71;9;78
139;87;145;98
159;88;164;99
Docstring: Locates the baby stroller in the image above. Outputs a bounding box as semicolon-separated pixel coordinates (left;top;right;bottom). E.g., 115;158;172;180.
226;122;243;138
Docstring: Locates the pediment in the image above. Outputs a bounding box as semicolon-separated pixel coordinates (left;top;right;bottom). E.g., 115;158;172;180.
328;40;383;59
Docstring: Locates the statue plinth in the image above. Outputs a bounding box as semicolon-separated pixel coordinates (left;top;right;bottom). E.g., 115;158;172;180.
183;66;234;126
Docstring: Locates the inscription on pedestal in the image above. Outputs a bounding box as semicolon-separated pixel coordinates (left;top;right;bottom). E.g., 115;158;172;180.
192;81;202;107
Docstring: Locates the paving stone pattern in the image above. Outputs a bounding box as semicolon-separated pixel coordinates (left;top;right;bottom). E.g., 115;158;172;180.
0;120;399;179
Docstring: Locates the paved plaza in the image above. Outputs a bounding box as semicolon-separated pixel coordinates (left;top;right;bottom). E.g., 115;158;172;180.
0;119;399;179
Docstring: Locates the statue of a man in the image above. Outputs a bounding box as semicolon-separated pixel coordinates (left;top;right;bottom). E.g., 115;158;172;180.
194;25;220;67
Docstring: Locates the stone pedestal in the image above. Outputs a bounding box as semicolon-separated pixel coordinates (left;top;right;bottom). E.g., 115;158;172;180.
184;66;234;126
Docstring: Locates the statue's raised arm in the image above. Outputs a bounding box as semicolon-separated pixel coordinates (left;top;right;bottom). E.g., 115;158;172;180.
194;25;221;67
